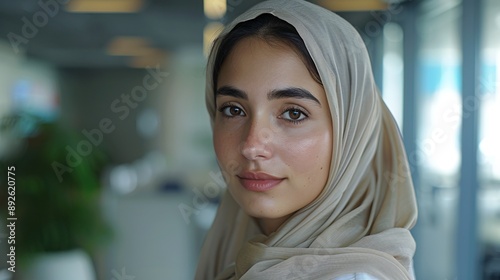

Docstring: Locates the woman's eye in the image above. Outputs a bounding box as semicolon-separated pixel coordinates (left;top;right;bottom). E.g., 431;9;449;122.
282;108;307;122
220;105;245;117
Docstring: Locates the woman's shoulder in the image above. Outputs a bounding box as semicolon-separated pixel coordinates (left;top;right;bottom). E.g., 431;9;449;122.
334;273;378;280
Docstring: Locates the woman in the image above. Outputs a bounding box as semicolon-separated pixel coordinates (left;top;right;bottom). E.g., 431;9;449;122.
196;0;417;279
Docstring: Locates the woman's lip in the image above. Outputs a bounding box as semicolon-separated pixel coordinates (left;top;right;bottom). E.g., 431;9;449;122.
238;178;284;192
237;171;282;180
237;172;284;192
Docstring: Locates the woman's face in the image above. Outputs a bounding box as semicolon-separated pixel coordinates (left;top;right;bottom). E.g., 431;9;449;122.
214;37;333;234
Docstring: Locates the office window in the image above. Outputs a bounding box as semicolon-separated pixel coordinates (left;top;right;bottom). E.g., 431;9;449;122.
415;0;462;278
479;0;500;278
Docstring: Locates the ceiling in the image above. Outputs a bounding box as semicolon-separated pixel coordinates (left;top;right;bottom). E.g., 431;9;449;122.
0;0;393;68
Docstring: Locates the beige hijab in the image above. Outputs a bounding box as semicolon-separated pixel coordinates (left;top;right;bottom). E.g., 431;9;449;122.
196;0;418;279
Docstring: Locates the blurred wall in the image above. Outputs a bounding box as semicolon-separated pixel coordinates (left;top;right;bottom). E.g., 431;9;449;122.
58;67;154;164
55;46;213;279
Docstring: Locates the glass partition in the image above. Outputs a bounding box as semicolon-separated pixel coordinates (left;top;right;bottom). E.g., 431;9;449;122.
415;0;462;278
479;0;500;278
382;22;404;129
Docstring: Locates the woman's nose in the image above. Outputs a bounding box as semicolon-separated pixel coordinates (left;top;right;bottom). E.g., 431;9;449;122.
240;120;274;161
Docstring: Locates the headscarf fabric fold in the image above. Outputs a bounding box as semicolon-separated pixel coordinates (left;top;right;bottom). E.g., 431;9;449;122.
196;0;418;279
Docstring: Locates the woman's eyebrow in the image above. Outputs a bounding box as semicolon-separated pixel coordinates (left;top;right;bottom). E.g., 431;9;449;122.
216;86;321;106
269;87;321;106
216;86;248;100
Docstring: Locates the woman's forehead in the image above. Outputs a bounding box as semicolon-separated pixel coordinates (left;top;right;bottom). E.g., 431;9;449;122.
216;37;325;98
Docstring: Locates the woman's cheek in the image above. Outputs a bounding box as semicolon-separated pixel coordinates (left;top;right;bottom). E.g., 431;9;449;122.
281;131;331;182
284;132;324;158
214;129;240;170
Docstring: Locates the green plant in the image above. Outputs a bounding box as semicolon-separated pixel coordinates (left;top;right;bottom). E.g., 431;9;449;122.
1;114;111;263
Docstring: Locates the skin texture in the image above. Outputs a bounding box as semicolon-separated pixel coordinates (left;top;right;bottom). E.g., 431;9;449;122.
213;37;333;235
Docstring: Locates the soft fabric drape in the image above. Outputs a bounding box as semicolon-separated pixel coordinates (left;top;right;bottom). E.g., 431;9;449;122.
196;0;418;279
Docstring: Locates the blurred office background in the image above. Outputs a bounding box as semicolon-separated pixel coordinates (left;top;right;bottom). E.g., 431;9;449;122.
0;0;498;279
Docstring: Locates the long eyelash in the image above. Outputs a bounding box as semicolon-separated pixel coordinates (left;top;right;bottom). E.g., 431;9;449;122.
280;106;309;125
217;106;232;119
216;105;226;113
217;102;242;118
